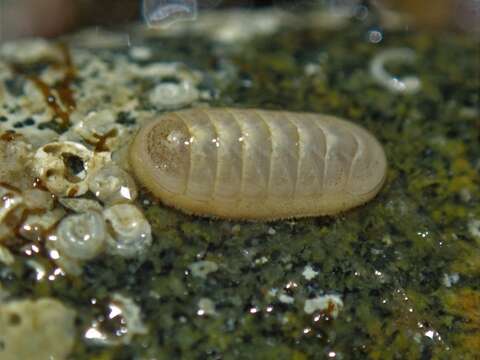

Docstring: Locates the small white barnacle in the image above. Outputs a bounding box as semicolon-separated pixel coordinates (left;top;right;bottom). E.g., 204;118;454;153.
32;141;110;197
19;208;65;242
135;62;200;110
370;47;421;94
149;81;199;110
72;110;126;152
103;204;152;258
88;165;138;205
22;189;54;211
129;108;388;220
53;211;106;260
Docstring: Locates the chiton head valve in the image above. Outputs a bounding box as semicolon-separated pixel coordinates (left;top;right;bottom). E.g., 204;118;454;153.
130;108;387;220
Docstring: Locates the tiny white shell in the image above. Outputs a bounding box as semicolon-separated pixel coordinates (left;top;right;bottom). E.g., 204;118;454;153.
149;81;199;110
19;208;66;242
54;211;106;260
103;204;152;258
88;165;138;204
22;189;54;211
370;48;421;94
33;141;110;197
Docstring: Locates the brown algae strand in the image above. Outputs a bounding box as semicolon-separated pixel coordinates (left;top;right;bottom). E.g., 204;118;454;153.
129;108;387;220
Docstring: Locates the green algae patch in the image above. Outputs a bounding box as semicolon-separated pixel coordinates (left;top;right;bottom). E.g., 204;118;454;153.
441;288;480;357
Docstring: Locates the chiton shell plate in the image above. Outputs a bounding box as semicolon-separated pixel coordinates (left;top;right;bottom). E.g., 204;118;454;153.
129;108;387;220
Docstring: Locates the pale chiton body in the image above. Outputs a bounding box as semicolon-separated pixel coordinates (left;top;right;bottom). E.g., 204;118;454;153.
130;108;387;220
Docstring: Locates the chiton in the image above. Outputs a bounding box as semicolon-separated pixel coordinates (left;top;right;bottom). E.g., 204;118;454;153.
129;108;387;220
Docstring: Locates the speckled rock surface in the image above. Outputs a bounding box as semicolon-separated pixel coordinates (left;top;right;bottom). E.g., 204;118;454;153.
0;6;479;360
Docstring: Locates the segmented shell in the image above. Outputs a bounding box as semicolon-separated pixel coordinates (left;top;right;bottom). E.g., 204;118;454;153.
130;108;387;220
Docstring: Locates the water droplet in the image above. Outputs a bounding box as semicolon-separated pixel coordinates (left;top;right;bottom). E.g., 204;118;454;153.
367;28;383;43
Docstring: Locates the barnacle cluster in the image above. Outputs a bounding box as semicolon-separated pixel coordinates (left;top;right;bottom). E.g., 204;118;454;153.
0;34;212;276
0;34;213;279
0;34;217;355
1;128;152;277
0;11;223;360
0;129;152;270
0;40;176;271
47;203;152;274
47;160;150;271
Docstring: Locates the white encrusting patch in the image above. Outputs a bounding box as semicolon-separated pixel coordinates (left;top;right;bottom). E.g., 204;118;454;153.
302;264;319;280
304;294;344;317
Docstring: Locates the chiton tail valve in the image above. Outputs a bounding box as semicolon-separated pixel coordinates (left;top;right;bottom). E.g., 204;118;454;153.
129;108;387;221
